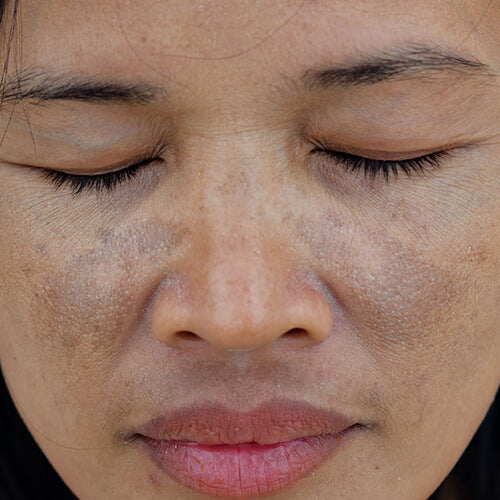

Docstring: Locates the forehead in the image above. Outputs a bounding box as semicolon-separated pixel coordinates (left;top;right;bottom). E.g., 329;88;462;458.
10;0;498;84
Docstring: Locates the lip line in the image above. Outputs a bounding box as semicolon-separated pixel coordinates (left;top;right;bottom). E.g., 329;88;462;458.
138;425;358;448
130;398;361;446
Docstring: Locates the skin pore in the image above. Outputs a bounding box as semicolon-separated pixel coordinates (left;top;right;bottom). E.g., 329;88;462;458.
0;0;499;498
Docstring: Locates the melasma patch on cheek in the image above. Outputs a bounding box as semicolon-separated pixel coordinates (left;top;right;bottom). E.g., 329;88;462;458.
33;219;187;362
294;209;469;353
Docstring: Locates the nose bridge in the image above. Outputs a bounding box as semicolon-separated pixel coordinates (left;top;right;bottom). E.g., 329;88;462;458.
195;131;276;225
196;135;285;335
150;132;335;352
190;131;285;266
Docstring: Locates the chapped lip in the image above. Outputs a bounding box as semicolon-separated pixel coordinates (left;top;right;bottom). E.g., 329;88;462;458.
132;398;359;445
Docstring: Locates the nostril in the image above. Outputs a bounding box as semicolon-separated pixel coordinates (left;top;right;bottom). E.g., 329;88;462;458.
175;331;202;342
283;328;308;338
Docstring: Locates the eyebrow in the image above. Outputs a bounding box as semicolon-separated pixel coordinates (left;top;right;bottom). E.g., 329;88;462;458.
302;43;495;88
0;69;160;105
0;43;494;106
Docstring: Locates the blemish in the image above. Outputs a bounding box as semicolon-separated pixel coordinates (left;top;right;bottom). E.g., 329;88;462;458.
294;207;462;351
38;218;187;360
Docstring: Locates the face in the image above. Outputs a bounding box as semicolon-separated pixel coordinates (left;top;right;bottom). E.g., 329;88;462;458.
0;0;499;498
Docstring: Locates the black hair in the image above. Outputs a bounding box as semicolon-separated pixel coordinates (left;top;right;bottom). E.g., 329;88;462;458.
0;1;498;499
1;374;77;499
432;391;500;500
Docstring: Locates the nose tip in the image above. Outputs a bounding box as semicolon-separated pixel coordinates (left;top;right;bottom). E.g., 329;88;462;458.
150;269;334;353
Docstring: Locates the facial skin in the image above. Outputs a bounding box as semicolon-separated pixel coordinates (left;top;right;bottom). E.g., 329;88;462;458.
0;0;499;498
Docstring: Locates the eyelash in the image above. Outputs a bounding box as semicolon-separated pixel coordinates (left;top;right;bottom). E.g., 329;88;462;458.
42;147;447;196
313;148;448;180
42;157;159;196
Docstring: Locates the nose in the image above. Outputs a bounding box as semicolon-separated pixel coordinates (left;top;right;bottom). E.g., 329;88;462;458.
150;140;335;353
150;248;335;353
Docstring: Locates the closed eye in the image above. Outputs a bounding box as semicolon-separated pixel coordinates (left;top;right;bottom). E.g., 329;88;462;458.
311;148;449;181
42;157;160;196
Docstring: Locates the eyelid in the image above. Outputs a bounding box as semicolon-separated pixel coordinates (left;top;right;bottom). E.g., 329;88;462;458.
308;140;458;183
307;138;466;161
335;147;443;161
40;157;160;196
44;152;161;176
30;136;169;176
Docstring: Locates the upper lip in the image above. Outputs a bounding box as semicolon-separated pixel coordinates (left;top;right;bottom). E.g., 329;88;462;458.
134;398;358;445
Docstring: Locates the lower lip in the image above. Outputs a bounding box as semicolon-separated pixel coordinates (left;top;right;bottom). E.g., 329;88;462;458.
140;432;350;498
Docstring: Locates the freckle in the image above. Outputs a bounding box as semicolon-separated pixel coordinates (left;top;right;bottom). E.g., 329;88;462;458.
463;244;489;265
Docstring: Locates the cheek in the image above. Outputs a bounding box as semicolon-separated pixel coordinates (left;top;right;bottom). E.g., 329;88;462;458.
298;209;454;343
50;220;186;359
294;200;499;477
295;204;499;381
0;208;189;447
0;215;186;382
